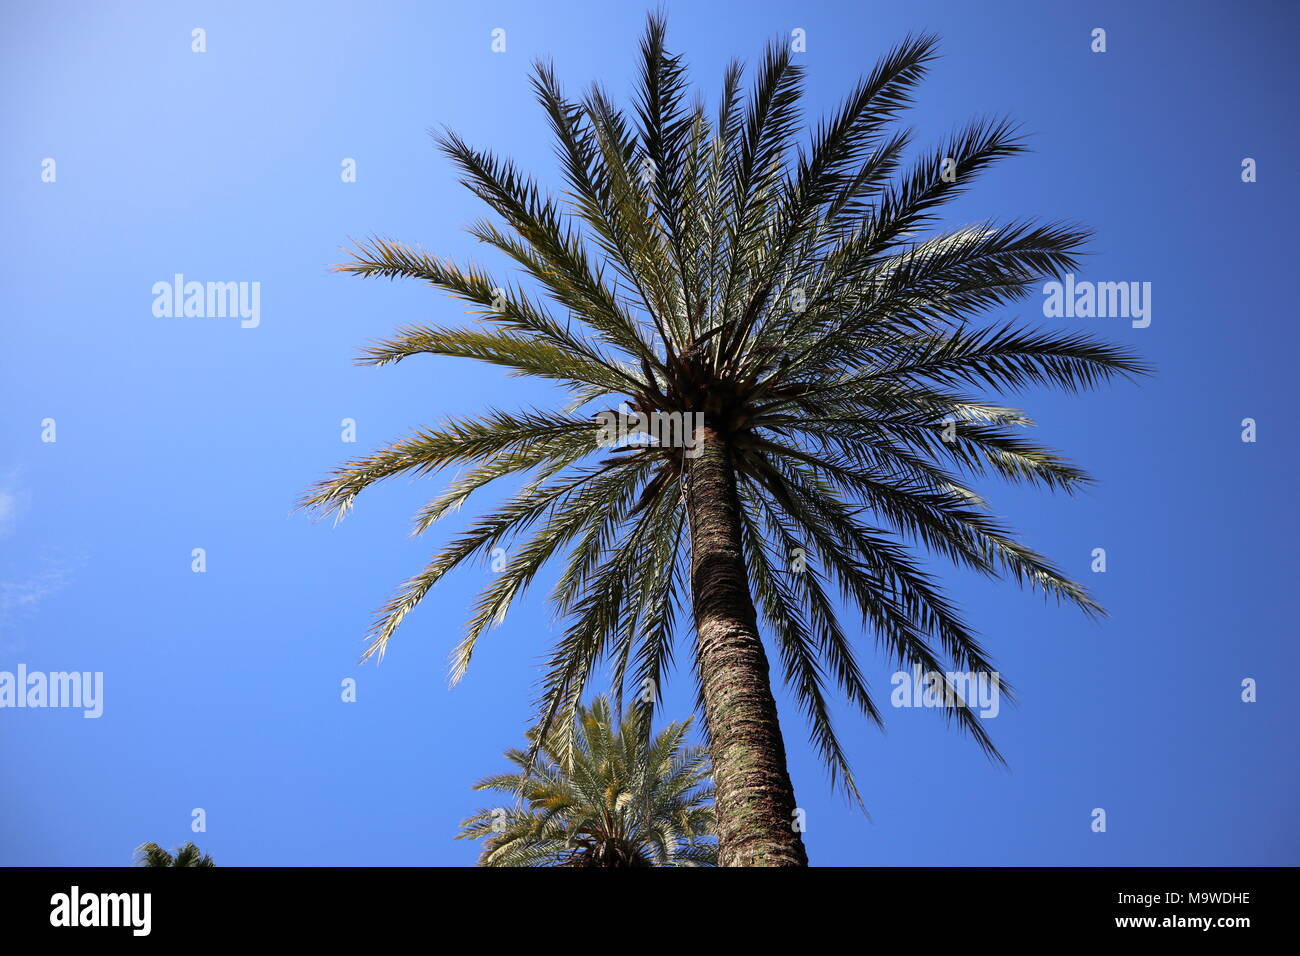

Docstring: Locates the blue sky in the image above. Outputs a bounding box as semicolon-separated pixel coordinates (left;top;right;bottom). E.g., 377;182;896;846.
2;0;1297;866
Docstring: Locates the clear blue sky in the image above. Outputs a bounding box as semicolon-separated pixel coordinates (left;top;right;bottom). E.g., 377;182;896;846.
2;0;1296;866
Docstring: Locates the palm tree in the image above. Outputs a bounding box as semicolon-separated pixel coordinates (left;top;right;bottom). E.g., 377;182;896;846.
303;15;1147;865
458;696;716;866
134;842;215;867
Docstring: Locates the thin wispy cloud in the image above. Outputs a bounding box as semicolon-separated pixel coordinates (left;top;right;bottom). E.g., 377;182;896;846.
0;469;27;537
0;558;80;650
0;472;79;644
0;563;72;620
0;490;16;536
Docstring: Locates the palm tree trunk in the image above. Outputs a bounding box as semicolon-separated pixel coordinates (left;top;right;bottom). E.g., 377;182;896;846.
685;425;808;867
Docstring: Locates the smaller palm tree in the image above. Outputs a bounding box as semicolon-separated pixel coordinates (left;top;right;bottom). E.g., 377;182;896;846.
134;842;215;867
458;696;716;866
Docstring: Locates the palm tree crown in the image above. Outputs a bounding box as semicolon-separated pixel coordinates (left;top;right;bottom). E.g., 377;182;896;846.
457;696;716;866
134;842;215;867
304;15;1146;863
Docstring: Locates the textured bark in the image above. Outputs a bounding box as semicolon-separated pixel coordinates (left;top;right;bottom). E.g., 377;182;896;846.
686;426;808;867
